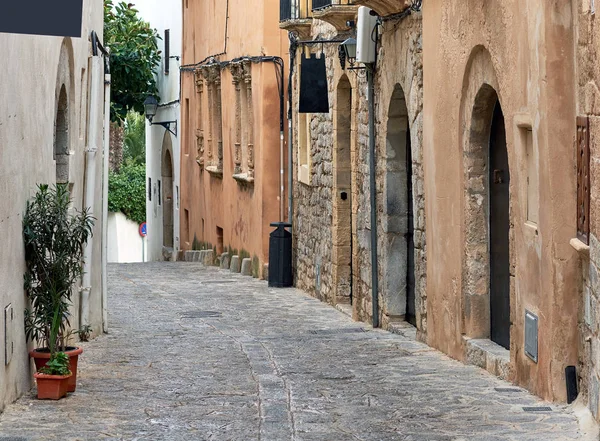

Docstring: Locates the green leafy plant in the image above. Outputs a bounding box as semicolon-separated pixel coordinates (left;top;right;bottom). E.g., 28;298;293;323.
104;0;161;123
108;161;146;224
78;325;93;342
23;184;94;356
39;352;71;376
123;111;146;165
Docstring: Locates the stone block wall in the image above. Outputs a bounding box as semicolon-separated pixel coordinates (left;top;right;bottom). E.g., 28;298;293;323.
291;12;425;340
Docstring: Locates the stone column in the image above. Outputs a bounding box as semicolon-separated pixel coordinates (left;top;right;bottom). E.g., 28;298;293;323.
229;62;243;174
200;66;214;165
194;69;205;166
213;64;224;173
243;61;254;179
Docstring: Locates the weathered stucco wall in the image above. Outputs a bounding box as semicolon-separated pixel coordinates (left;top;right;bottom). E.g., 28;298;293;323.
181;0;288;273
0;0;105;411
424;0;578;401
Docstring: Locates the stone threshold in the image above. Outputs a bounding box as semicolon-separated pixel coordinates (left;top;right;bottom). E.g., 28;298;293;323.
386;321;417;340
464;337;510;381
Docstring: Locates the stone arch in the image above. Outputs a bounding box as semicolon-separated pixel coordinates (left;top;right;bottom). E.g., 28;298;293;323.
54;38;75;186
162;132;174;249
332;74;353;305
381;83;416;325
460;45;512;348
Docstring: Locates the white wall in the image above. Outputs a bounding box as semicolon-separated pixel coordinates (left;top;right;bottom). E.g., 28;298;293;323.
107;212;148;263
0;0;105;411
136;0;182;261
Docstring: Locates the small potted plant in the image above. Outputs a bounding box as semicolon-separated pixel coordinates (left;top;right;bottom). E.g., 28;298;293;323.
23;184;94;393
33;352;71;400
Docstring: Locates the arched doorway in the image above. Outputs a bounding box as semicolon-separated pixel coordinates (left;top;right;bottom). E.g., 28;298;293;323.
162;133;174;250
332;75;353;305
383;84;415;326
463;82;511;350
489;99;510;349
54;85;69;184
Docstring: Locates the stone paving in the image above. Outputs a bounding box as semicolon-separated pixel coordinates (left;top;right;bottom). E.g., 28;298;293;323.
0;262;594;440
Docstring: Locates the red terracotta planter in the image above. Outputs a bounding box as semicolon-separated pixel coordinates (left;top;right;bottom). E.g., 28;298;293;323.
34;372;71;400
30;347;83;392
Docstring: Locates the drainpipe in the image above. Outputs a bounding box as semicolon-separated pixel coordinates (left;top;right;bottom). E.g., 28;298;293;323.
101;66;111;333
367;64;379;328
81;54;104;328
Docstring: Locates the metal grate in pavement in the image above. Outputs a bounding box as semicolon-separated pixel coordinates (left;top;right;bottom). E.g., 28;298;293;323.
180;311;222;319
0;437;28;441
523;406;552;412
202;280;236;284
309;328;365;335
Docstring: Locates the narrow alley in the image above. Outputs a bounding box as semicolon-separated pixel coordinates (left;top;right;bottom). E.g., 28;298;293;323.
0;262;591;440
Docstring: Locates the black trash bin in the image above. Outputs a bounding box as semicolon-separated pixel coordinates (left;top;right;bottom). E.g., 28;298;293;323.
268;222;293;287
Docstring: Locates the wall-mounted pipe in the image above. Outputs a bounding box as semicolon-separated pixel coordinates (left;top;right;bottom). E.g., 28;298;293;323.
81;54;103;328
101;69;111;333
367;64;379;328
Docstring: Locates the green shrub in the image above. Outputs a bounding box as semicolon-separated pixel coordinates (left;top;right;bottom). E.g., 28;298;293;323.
108;161;146;224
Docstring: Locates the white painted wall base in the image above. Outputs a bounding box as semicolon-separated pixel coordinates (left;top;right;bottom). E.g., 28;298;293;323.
107;212;147;263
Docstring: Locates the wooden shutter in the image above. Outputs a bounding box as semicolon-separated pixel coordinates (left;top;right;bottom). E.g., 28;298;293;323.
577;116;590;244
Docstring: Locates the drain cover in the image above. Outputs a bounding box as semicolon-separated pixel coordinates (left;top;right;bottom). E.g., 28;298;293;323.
309;328;365;335
0;437;28;441
202;280;236;284
523;406;552;412
180;311;222;319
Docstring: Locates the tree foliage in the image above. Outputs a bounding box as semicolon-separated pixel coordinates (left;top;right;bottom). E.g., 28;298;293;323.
23;185;94;355
108;161;146;224
104;0;161;123
123;110;146;165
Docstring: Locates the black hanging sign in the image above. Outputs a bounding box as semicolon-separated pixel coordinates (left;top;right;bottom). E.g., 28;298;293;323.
299;53;329;113
0;0;84;38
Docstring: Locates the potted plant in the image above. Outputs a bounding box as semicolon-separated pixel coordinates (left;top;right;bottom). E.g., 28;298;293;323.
33;352;72;400
23;184;94;393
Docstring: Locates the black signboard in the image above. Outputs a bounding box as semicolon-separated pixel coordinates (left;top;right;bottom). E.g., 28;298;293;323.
0;1;84;38
299;53;329;114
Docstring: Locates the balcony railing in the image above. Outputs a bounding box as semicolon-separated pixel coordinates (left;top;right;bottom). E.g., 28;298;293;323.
312;0;355;10
280;0;312;21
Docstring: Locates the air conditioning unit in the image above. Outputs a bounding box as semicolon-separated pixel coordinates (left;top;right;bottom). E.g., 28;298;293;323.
356;6;377;64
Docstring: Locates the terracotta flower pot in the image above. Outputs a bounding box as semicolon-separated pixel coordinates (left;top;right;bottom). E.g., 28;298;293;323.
34;372;71;400
30;347;83;392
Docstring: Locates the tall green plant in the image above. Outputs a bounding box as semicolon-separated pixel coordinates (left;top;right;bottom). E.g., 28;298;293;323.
108;162;146;224
23;185;94;356
104;0;161;123
123;111;146;165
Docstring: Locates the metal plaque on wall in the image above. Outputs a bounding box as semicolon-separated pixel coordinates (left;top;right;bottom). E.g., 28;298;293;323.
525;310;538;363
0;1;84;38
299;53;329;114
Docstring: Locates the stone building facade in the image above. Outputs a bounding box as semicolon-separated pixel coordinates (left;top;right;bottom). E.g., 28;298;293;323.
575;0;600;421
0;2;106;411
282;1;427;339
180;0;289;276
282;0;600;415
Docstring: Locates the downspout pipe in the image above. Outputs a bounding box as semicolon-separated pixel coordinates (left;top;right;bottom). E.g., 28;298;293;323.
367;64;379;328
81;49;104;328
101;67;111;333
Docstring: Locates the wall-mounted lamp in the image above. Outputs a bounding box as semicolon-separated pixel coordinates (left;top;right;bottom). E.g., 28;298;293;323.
341;38;357;65
144;95;177;136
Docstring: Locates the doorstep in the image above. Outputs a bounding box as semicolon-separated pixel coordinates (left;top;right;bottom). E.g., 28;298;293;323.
464;337;511;381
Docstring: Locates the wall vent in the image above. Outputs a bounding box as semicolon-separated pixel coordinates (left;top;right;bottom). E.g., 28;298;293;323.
525;310;538;363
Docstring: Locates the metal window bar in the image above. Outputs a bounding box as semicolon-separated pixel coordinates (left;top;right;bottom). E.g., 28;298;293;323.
312;0;352;9
281;0;313;20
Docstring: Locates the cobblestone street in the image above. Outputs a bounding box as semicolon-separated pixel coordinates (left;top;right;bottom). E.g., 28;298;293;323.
0;262;595;440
